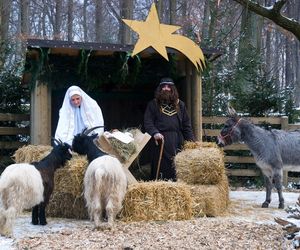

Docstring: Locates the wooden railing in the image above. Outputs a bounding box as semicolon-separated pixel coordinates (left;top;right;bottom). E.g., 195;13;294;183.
202;116;299;185
0;113;30;163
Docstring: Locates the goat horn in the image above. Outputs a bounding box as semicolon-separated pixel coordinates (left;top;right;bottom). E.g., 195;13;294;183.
52;138;62;145
83;126;104;135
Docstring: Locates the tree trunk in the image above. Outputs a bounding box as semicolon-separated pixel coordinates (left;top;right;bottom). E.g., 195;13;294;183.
0;0;11;69
285;2;293;90
67;0;74;41
20;0;30;37
169;0;176;25
119;0;133;44
54;0;63;40
95;0;104;42
155;0;164;21
83;0;88;41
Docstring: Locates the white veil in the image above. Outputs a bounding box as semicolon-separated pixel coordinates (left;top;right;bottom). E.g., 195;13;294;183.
55;85;104;144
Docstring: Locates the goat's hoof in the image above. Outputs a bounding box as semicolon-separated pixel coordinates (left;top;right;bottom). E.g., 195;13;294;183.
261;202;269;208
278;203;284;209
39;221;47;225
32;220;39;225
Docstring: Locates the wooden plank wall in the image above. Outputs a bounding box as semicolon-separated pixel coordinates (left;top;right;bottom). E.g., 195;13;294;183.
202;116;300;186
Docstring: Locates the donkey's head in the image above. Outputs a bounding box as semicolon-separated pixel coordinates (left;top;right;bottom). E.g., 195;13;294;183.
217;106;242;147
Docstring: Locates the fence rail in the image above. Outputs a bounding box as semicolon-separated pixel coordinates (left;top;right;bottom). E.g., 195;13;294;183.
1;113;299;185
202;116;300;185
0;113;30;163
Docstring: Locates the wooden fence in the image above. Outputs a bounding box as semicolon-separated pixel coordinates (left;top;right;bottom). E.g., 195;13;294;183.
0;113;30;164
1;113;300;185
202;116;300;185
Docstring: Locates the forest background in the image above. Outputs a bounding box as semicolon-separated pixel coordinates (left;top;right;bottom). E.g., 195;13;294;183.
0;0;300;121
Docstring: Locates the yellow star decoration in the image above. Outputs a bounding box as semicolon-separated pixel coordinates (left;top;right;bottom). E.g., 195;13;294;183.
122;3;205;71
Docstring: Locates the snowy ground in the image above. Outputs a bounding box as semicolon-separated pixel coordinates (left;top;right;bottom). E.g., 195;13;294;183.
1;190;299;249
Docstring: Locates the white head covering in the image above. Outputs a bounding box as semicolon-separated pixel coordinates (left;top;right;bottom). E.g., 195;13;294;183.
55;85;104;145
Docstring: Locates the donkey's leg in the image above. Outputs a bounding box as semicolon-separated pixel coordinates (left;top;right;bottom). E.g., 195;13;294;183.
273;168;284;209
262;174;272;208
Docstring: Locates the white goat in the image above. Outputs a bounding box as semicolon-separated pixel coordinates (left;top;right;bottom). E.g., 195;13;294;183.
0;164;43;236
72;127;127;229
0;141;72;236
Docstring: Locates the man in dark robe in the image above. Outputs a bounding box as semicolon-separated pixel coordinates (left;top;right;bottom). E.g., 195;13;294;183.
144;77;195;181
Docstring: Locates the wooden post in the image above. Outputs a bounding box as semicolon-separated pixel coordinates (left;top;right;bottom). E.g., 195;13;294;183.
184;60;192;118
30;82;51;145
191;66;202;141
281;116;289;186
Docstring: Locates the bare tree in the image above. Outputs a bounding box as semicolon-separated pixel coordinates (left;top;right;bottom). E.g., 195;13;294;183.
119;0;133;44
67;0;74;41
82;0;88;41
20;0;30;37
0;0;12;68
54;0;63;40
233;0;300;41
94;0;104;42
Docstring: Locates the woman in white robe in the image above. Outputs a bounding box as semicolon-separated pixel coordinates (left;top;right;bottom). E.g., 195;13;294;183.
55;85;104;145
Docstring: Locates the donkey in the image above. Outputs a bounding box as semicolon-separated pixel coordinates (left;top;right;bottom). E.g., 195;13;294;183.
217;107;300;209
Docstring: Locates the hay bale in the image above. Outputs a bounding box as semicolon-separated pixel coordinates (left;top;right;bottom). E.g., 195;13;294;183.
54;155;88;198
183;141;219;150
120;181;193;222
13;145;52;163
189;174;230;217
47;155;89;220
46;192;88;220
175;142;225;185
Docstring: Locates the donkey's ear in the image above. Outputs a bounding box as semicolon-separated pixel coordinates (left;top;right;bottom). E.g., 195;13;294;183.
227;105;238;118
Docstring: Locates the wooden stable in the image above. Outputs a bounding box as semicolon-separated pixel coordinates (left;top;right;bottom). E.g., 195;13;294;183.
24;39;222;146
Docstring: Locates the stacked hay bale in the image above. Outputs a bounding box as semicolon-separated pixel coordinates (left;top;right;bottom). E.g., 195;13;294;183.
13;145;89;219
120;181;193;222
175;141;229;217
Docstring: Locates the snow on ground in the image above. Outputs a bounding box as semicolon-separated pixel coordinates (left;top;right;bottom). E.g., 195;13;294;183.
0;190;299;249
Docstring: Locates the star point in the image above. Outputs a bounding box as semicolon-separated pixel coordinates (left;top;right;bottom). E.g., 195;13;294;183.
122;3;205;71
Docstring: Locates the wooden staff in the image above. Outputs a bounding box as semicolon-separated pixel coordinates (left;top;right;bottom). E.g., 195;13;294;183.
155;139;164;180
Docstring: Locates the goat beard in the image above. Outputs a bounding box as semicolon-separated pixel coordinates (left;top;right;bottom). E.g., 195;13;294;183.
156;90;177;107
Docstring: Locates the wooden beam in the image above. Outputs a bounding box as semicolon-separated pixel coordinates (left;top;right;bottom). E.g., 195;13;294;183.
225;156;255;164
227;168;260;177
0;113;30;121
0;127;30;135
185;60;192;118
203;116;282;125
30;82;51;145
191;66;201;140
0;141;27;149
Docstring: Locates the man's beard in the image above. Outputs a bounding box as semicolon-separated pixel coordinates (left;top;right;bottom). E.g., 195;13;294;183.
157;90;176;105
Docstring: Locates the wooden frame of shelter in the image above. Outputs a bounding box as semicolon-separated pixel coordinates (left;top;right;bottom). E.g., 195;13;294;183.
23;39;222;145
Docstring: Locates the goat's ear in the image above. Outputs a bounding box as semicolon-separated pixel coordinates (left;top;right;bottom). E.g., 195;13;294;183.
227;105;238;119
